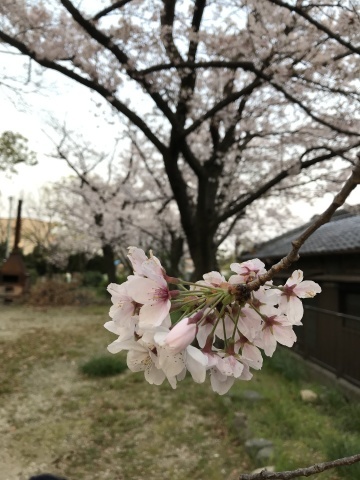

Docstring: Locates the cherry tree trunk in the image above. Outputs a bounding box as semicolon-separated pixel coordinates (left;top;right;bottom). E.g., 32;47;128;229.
102;243;117;284
188;229;219;280
169;234;184;278
189;175;220;279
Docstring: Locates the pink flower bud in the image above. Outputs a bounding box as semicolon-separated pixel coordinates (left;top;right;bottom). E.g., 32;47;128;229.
165;318;197;354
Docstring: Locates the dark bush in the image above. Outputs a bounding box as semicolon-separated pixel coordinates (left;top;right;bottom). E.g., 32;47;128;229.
80;355;128;378
82;270;104;287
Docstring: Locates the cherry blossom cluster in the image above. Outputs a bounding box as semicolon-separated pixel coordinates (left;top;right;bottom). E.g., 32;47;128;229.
105;247;321;395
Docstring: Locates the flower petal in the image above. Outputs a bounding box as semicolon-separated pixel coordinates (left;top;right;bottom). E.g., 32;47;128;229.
158;348;185;377
127;348;151;372
273;325;296;348
107;338;135;354
127;247;148;275
286;270;303;287
144;363;166;385
294;281;322;298
185;346;208;383
287;296;304;324
261;329;277;357
139;300;171;328
242;343;263;370
210;370;235;395
126;277;161;304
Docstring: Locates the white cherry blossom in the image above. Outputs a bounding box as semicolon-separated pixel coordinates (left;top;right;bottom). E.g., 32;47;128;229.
126;275;172;328
107;282;138;326
255;305;297;357
279;270;322;324
126;339;168;386
105;249;321;395
154;331;208;384
229;259;267;284
127;247;148;276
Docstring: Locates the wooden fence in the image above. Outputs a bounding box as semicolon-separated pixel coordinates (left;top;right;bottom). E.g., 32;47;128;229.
294;305;360;387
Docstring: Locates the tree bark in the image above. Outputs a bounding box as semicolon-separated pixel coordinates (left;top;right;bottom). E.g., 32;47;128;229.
189;234;219;280
190;169;221;278
102;243;117;284
169;233;184;278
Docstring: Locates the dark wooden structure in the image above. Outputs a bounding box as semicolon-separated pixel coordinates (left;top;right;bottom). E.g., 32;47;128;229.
0;200;29;299
244;211;360;387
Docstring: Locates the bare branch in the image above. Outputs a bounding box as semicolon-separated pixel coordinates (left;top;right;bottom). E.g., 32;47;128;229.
246;157;360;291
239;452;360;480
290;73;360;101
138;53;352;76
164;0;207;178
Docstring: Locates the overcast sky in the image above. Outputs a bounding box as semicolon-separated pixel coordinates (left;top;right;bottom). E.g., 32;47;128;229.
0;53;125;215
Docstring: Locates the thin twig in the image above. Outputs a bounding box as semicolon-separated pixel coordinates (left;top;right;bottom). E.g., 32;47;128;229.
239;453;360;479
246;157;360;291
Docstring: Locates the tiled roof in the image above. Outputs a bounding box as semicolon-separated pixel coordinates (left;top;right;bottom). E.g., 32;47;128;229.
248;213;360;259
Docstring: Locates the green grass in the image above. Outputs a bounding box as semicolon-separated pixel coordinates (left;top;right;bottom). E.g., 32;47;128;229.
264;346;308;382
1;305;360;480
324;436;360;479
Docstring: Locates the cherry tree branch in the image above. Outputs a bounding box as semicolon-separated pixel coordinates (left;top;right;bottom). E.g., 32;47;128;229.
239;453;360;480
92;0;133;21
0;30;168;156
246;156;360;292
257;72;359;138
139;60;258;75
215;211;244;248
51;143;110;203
60;0;178;126
168;0;207;178
216;142;360;225
160;0;184;64
266;0;360;57
141;60;359;138
129;133;169;198
187;0;206;63
183;78;262;137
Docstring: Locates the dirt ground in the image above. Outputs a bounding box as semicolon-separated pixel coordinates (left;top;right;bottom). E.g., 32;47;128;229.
0;306;99;480
0;305;246;480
